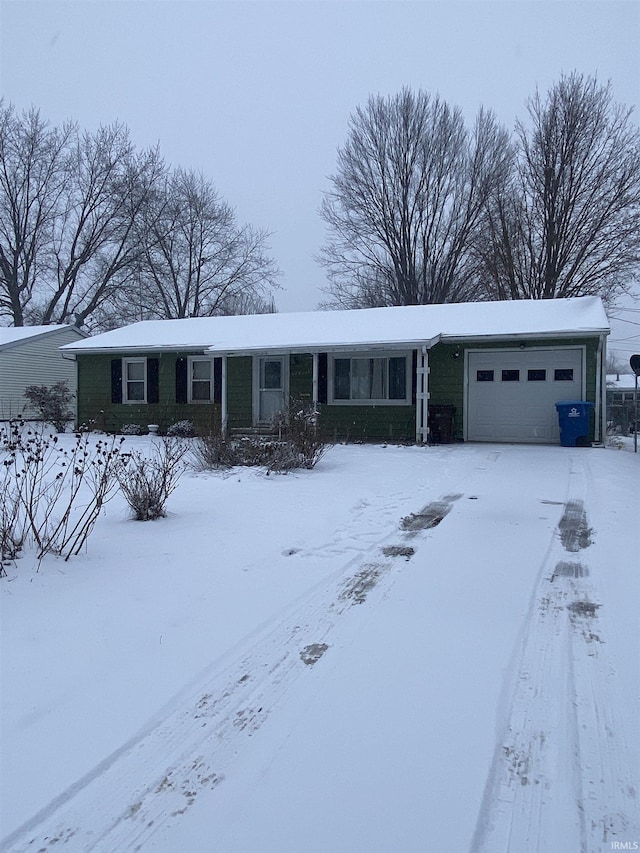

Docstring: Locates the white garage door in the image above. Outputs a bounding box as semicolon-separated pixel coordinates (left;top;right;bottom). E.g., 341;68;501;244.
467;348;584;443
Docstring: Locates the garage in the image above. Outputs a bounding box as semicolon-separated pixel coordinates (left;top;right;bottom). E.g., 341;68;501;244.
466;348;584;443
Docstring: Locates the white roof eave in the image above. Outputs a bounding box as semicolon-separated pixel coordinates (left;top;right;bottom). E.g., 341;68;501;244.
61;344;211;355
440;329;610;344
208;336;442;356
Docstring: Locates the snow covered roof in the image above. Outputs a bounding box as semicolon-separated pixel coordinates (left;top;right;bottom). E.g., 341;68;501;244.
0;324;81;350
61;297;609;355
607;374;638;389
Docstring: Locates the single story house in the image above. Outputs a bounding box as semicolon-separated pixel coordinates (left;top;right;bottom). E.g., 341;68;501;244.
61;296;609;444
0;324;86;421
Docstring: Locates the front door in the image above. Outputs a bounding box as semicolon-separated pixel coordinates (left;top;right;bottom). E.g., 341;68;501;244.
257;356;286;424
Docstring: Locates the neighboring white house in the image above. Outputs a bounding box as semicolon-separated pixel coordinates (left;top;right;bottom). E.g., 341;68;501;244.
0;325;86;421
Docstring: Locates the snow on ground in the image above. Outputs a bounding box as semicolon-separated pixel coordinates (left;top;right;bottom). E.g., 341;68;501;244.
1;438;638;853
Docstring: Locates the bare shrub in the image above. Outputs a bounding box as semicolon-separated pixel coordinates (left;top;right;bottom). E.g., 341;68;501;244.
190;433;275;470
270;400;329;472
117;438;187;520
166;419;195;437
0;422;125;563
191;400;328;474
23;381;74;432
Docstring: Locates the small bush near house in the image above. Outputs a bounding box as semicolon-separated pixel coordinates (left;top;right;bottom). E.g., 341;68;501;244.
116;438;188;521
191;433;283;471
166;419;196;438
120;423;144;435
23;381;74;432
271;401;328;471
191;400;328;474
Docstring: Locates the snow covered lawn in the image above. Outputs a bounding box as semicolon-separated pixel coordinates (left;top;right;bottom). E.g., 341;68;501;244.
1;440;638;853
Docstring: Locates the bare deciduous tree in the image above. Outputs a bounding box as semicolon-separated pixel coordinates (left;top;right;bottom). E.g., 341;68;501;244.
475;73;640;304
1;104;279;330
0;102;72;325
319;88;512;308
31;124;165;329
0;102;164;329
130;167;280;320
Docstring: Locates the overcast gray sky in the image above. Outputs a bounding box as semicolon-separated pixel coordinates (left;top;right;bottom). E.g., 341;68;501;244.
1;0;639;355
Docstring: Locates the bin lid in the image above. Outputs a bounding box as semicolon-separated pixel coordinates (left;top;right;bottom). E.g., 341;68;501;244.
555;400;594;408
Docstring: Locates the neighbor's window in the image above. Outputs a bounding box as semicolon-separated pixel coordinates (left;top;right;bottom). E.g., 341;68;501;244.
502;369;520;382
124;358;146;402
331;354;409;404
527;369;547;381
554;368;574;381
189;358;213;402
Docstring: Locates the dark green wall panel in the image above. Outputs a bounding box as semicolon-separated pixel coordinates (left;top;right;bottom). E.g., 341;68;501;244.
77;353;221;435
77;336;601;442
227;356;253;429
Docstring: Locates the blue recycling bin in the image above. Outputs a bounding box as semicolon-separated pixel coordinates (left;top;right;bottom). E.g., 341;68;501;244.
555;401;594;447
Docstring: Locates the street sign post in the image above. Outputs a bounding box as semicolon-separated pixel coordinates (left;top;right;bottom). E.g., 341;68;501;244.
630;355;640;453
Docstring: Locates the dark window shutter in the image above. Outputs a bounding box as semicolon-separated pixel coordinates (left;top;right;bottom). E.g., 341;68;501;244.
318;353;328;404
412;351;417;405
213;358;222;404
147;358;159;404
175;357;188;404
111;359;122;404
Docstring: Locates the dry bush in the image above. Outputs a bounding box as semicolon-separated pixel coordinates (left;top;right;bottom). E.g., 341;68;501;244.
191;401;329;474
117;438;187;520
0;422;125;564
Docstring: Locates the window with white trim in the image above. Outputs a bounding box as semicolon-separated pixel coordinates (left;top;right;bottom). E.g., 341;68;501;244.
189;357;213;402
330;353;410;404
123;358;146;402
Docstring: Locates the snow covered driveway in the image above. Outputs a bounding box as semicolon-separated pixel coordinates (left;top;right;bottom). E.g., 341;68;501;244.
1;442;638;853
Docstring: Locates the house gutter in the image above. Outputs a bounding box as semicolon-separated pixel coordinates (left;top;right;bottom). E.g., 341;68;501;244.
207;337;442;357
61;345;210;355
440;329;610;345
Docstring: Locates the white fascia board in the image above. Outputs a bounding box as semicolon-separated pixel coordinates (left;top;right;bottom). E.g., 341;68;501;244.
208;336;442;357
63;345;209;355
440;330;609;345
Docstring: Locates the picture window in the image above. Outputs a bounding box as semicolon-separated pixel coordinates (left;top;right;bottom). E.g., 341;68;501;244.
331;354;408;404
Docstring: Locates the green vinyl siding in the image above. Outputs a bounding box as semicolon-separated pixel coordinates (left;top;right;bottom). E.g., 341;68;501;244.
289;353;313;402
76;336;601;443
317;403;415;441
426;343;465;439
76;353;221;435
427;337;601;442
226;356;252;429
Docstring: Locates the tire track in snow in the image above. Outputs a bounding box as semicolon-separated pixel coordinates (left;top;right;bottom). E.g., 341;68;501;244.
0;488;466;853
472;452;639;853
